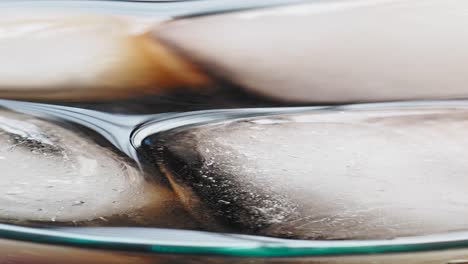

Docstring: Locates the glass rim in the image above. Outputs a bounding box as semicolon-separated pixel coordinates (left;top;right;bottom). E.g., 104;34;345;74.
3;224;468;257
0;0;310;18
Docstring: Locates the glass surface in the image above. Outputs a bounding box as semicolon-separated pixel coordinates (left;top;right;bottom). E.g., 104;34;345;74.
5;223;468;260
1;1;468;263
4;237;468;264
1;100;468;261
0;0;310;17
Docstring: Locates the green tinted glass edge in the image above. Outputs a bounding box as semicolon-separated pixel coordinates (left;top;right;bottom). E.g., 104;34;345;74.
2;224;468;257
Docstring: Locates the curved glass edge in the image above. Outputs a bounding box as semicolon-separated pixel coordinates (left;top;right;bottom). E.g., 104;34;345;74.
2;224;468;257
131;99;468;148
0;0;310;18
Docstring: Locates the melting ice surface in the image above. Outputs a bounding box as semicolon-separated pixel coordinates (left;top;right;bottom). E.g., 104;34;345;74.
0;106;194;228
142;101;468;240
